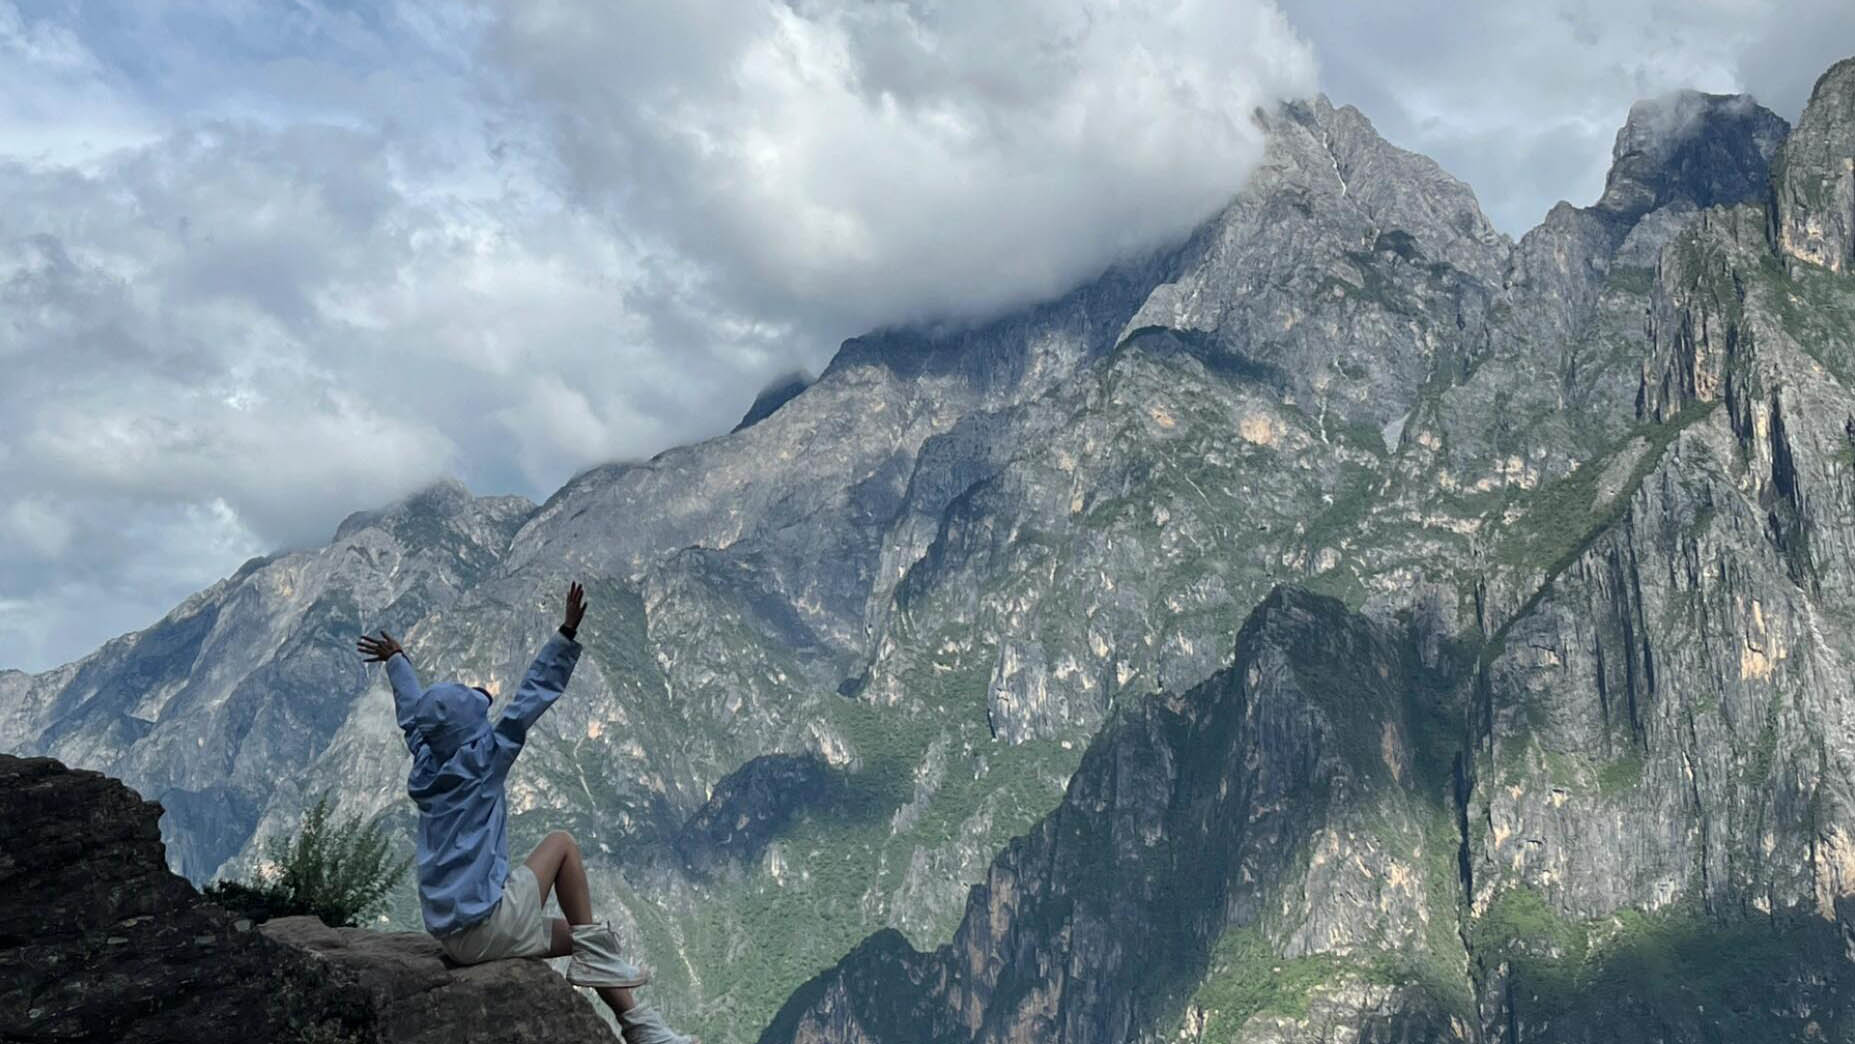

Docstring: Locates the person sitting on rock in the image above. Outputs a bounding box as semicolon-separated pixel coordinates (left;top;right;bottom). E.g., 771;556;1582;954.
357;580;696;1044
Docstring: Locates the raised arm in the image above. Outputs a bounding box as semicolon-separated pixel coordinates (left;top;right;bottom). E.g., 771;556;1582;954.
491;582;587;772
358;631;424;752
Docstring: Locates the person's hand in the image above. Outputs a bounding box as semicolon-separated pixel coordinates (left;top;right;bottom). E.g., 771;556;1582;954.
562;581;587;632
356;631;403;663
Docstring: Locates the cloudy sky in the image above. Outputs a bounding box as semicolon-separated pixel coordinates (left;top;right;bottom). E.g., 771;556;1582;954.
2;0;1850;673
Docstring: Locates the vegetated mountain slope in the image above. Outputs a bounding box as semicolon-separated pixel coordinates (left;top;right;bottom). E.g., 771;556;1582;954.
6;57;1852;1044
760;586;1479;1044
758;63;1855;1043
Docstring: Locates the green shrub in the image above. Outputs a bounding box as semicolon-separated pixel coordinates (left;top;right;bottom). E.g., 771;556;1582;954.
1185;925;1347;1037
206;792;410;927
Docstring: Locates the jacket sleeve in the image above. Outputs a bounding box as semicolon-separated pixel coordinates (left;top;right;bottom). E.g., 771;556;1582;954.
491;632;581;773
384;651;425;755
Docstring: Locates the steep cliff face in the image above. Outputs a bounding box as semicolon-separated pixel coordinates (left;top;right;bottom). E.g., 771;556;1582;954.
759;584;1853;1044
1774;58;1855;274
761;587;1471;1044
1455;66;1855;1040
7;57;1855;1044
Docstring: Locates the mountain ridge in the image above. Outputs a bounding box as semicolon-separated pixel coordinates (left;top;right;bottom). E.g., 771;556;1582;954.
5;63;1854;1043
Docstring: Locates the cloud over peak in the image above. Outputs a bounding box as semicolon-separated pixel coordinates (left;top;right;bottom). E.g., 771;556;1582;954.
490;0;1319;333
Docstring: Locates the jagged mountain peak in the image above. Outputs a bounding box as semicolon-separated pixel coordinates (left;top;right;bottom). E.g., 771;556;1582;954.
1774;54;1855;272
1594;89;1789;224
1502;88;1788;329
332;476;532;546
1251;93;1507;271
1112;90;1509;446
332;476;468;540
1804;54;1855;120
732;370;814;433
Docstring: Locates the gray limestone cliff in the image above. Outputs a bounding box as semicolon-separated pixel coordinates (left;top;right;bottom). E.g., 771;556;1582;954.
1774;58;1855;274
757;58;1855;1044
760;589;1855;1043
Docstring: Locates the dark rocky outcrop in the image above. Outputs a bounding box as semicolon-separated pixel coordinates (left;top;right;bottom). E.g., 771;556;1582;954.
0;753;366;1042
734;372;815;433
261;917;620;1044
1596;90;1790;227
0;754;615;1043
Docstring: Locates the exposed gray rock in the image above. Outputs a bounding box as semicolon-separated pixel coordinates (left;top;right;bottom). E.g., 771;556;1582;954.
1775;58;1855;273
1596;90;1790;226
262;916;618;1044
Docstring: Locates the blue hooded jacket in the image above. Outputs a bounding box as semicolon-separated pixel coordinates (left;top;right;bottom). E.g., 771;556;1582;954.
384;631;580;936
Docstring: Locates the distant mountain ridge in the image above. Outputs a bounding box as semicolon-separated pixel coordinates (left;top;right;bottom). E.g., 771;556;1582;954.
6;56;1855;1044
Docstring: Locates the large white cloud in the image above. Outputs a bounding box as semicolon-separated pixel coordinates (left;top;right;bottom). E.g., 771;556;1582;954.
0;3;789;673
487;0;1319;331
0;107;812;668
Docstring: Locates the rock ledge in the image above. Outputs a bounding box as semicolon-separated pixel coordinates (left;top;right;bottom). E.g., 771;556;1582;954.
0;753;614;1043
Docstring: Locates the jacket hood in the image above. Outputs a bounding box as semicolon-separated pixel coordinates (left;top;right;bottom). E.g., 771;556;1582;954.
412;682;491;761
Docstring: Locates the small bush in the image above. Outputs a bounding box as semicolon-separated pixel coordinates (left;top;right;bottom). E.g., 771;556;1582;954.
206;792;410;927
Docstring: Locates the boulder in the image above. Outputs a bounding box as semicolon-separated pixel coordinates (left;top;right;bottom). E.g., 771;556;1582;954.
0;753;616;1043
262;916;618;1043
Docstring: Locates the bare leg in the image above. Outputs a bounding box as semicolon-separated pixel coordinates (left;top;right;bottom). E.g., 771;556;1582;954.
527;830;595;924
528;831;637;1018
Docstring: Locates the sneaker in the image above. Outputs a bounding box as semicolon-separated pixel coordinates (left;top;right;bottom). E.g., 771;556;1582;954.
566;921;649;988
618;1004;698;1044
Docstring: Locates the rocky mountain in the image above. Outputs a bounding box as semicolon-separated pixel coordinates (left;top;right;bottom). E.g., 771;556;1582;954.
5;55;1855;1044
758;63;1855;1043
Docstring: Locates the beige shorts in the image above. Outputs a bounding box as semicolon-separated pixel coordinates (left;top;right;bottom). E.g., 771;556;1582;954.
435;864;554;964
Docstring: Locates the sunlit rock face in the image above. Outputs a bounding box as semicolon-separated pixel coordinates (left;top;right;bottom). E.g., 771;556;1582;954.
1775;58;1855;274
9;56;1855;1044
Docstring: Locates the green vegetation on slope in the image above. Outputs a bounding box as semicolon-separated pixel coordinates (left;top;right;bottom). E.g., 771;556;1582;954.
1185;926;1347;1037
1471;890;1853;1040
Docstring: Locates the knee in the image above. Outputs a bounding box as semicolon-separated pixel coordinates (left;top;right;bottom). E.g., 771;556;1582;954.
547;829;579;855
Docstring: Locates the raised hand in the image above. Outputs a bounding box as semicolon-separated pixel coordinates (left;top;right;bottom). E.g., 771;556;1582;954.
357;631;404;663
563;581;588;632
